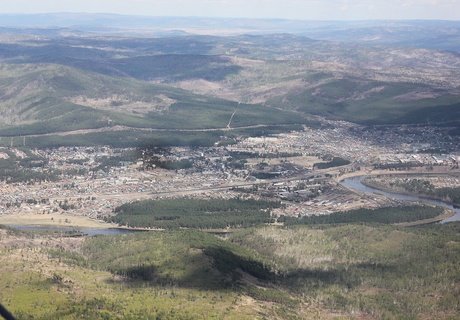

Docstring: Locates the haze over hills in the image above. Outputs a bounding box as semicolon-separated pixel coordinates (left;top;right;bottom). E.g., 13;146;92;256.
1;13;460;51
0;14;459;148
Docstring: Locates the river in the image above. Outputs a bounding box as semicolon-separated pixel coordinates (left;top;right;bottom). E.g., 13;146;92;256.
340;176;460;223
5;176;459;234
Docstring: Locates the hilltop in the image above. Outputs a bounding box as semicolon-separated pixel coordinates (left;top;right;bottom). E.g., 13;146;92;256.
0;18;458;146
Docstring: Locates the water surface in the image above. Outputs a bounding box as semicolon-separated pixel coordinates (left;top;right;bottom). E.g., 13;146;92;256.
341;176;460;223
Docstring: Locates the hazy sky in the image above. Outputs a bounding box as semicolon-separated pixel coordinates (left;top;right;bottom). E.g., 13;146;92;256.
1;0;460;20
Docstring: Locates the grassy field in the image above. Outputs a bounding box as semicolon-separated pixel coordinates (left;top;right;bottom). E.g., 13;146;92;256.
1;221;459;319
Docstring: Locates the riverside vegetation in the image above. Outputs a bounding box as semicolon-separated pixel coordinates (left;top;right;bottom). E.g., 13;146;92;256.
364;177;460;207
109;199;281;229
279;205;444;225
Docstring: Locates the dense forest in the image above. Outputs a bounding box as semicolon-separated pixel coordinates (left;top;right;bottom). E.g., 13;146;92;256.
364;177;460;206
0;148;60;183
313;157;350;169
110;198;281;229
279;205;443;225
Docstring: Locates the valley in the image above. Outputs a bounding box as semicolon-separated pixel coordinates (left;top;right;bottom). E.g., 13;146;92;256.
0;16;459;320
0;116;459;319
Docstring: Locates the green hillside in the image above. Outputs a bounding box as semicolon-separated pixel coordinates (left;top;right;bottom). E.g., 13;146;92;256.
1;222;459;319
0;31;459;144
268;78;460;125
0;63;303;144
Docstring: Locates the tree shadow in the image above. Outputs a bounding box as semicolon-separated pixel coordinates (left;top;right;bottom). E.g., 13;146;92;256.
355;262;398;273
102;245;398;292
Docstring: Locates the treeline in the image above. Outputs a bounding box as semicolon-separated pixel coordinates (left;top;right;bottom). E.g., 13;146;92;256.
373;162;420;170
279;205;443;225
143;158;193;171
370;178;460;207
11;130;225;149
251;172;281;180
1;124;307;149
392;179;435;194
314;157;350;170
92;150;139;172
156;159;193;170
0;168;60;184
229;151;302;160
110;198;281;229
0;151;60;184
434;187;460;206
394;179;460;206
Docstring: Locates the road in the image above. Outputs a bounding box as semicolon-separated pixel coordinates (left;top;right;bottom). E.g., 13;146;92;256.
0;123;302;139
226;102;240;128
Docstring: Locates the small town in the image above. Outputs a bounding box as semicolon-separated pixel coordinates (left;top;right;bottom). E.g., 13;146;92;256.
1;120;458;226
1;7;460;319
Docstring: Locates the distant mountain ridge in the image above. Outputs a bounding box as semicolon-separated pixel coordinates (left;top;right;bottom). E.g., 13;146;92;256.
0;13;459;52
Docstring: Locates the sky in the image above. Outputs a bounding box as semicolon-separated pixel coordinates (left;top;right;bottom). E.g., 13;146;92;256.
0;0;459;20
